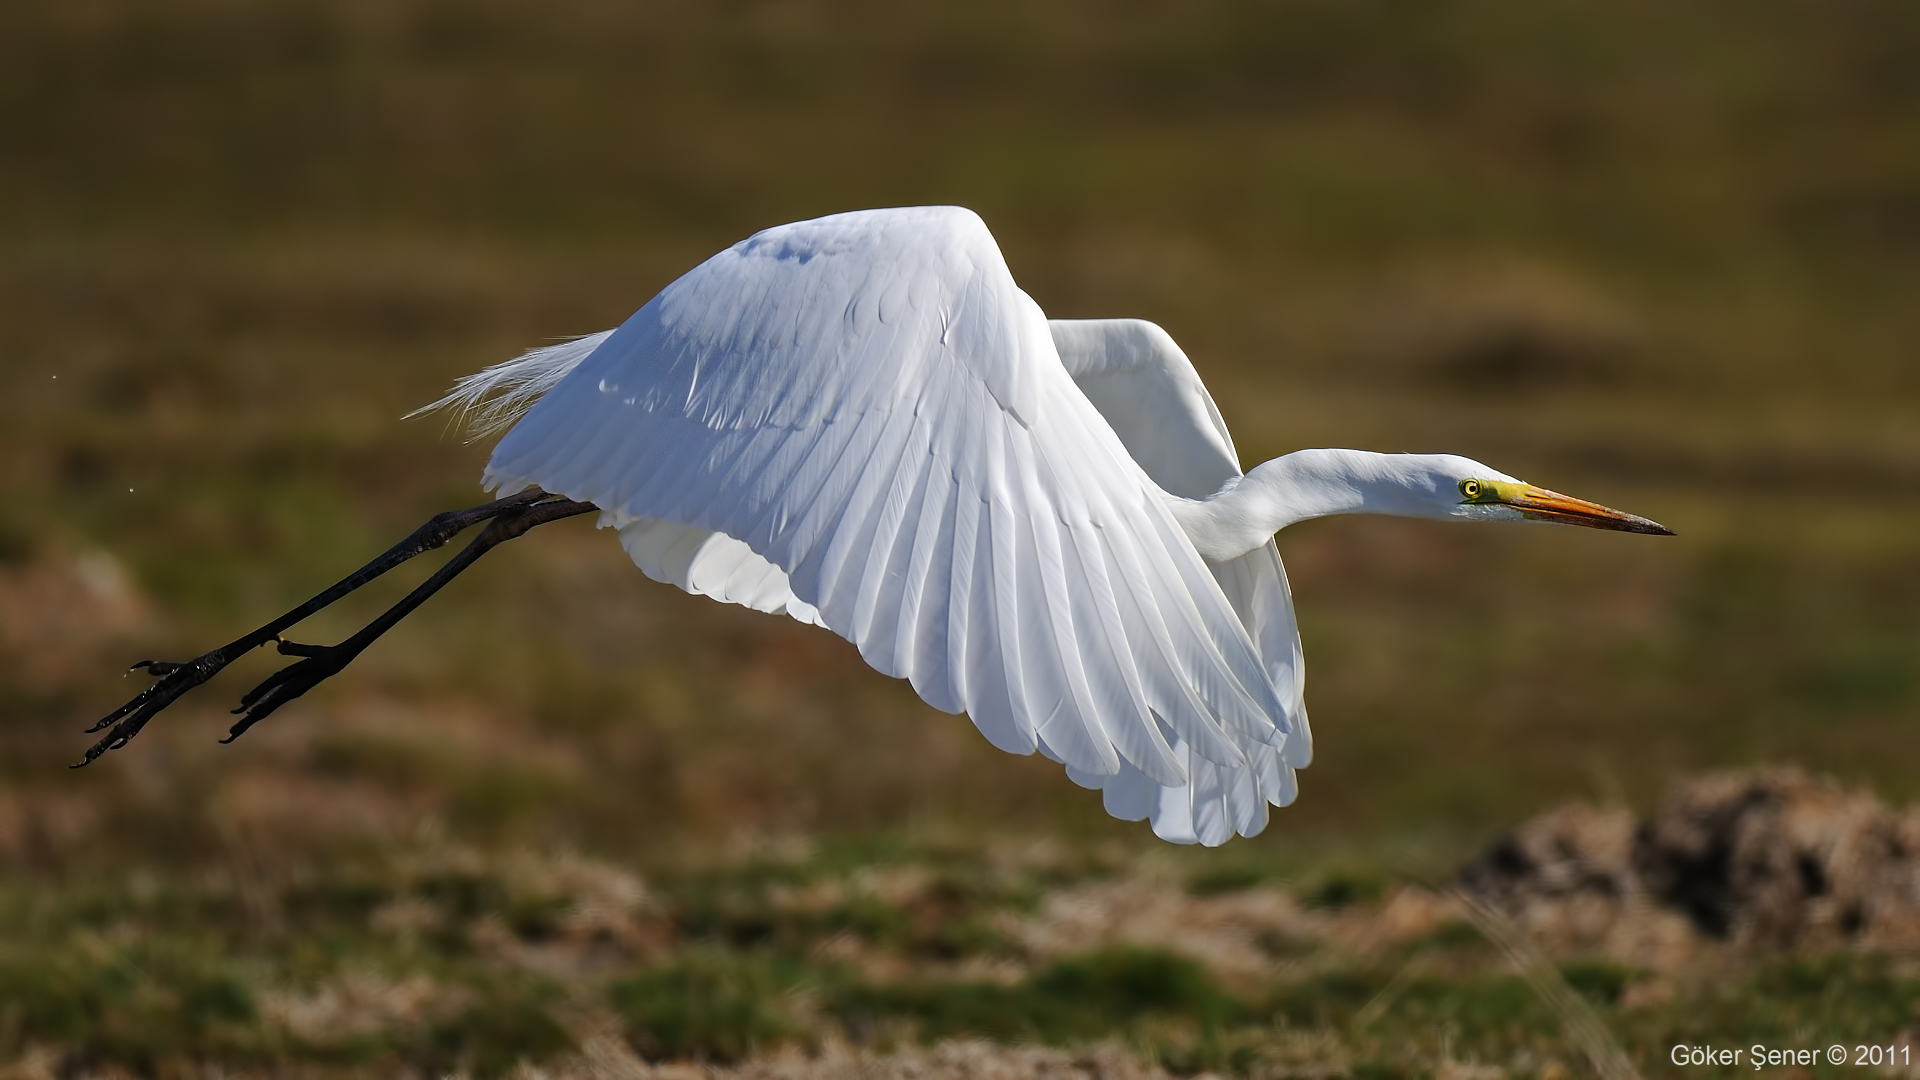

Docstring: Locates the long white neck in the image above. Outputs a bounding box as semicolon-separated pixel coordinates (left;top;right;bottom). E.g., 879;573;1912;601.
1167;449;1477;562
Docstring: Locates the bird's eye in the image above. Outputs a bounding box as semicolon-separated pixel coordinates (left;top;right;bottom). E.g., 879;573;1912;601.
1459;479;1482;501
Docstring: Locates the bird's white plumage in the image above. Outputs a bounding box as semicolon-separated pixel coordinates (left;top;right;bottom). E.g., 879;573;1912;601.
610;517;825;626
1044;318;1310;842
479;207;1307;843
1046;319;1240;501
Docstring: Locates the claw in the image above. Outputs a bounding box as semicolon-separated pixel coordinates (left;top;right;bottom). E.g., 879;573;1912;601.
76;651;232;765
223;650;344;744
84;693;144;733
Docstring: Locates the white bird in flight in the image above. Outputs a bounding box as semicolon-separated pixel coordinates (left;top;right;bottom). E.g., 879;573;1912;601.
83;206;1671;846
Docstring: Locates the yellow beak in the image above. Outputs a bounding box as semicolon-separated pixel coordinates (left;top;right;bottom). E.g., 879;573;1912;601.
1495;482;1674;535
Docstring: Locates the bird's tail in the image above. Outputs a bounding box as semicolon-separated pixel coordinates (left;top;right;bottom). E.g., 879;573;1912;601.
407;329;616;440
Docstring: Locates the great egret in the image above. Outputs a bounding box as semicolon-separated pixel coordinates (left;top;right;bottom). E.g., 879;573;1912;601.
81;206;1670;846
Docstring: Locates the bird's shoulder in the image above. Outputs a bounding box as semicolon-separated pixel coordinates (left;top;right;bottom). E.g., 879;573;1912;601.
589;205;1049;429
728;205;998;268
667;206;1002;323
1048;318;1242;501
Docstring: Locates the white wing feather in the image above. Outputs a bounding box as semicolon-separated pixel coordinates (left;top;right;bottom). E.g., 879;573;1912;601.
472;207;1301;842
1049;318;1311;844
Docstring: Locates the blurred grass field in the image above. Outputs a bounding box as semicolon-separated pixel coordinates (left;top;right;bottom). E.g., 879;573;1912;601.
1;1;1917;1075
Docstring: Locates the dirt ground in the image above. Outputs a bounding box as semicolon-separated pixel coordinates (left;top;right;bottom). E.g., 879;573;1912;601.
1462;768;1920;967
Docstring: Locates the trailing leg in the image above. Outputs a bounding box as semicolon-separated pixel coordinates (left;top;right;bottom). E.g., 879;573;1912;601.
222;495;597;742
76;488;590;766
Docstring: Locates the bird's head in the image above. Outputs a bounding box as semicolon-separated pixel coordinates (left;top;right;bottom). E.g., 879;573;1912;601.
1180;449;1674;560
1428;455;1673;535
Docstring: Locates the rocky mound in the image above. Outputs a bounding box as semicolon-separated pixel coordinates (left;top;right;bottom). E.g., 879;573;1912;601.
1461;769;1920;962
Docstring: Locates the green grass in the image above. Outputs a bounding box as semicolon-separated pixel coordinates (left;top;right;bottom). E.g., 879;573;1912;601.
5;845;1917;1076
831;947;1237;1045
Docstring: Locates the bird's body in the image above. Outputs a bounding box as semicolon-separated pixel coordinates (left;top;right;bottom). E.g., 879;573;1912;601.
424;206;1669;845
83;206;1668;845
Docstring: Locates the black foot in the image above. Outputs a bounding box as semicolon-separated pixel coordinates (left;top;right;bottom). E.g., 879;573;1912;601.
75;652;231;767
222;648;351;743
274;636;329;657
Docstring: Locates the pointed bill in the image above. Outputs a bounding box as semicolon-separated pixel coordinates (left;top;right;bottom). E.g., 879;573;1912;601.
1501;483;1674;535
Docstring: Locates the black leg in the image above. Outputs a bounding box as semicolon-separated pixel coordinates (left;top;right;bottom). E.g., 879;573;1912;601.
75;489;595;767
220;495;596;742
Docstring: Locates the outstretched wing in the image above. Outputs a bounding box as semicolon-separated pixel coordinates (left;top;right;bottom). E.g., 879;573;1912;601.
1050;319;1312;844
483;207;1299;813
1046;319;1242;501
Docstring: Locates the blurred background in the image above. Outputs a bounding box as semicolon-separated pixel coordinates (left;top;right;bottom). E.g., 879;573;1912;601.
1;1;1916;1076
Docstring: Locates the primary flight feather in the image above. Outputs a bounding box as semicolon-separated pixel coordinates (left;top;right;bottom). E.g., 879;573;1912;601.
85;205;1671;846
